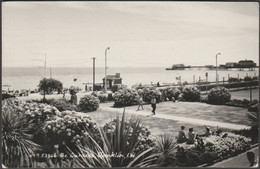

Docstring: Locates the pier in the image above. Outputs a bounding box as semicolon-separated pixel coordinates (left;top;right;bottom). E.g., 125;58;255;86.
166;65;259;71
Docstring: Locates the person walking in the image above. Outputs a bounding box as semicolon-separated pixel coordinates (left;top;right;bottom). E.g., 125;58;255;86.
137;96;144;111
151;96;157;115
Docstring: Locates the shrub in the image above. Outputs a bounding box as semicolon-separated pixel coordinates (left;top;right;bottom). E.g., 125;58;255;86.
208;87;231;105
43;113;100;154
49;99;78;111
137;89;144;97
228;77;240;82
200;96;208;103
181;86;201;102
97;93;108;103
233;126;258;144
244;76;254;81
113;88;139;107
111;84;126;93
78;95;100;112
165;87;181;101
142;87;162;103
2;93;15;100
2;102;39;168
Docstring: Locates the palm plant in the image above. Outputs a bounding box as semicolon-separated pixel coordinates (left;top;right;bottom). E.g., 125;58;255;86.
2;106;40;168
70;110;155;167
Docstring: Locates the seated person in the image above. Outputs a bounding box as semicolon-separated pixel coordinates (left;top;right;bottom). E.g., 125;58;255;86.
187;128;196;144
205;126;212;137
177;126;187;143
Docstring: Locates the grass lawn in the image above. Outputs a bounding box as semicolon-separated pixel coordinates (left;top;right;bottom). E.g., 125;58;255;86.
79;102;235;138
86;109;226;138
154;101;251;125
93;101;251;126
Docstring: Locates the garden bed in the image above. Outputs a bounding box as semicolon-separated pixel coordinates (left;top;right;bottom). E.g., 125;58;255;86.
198;143;259;167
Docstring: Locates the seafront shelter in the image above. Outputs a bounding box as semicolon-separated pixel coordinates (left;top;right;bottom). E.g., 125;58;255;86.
102;73;122;89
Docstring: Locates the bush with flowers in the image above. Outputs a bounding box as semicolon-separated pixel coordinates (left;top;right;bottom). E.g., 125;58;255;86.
208;87;231;105
49;99;79;111
2;99;60;145
165;87;181;101
137;88;144;97
142;87;162;103
181;86;201;102
113;88;139;107
97;93;108;103
177;132;252;166
43;113;100;154
103;118;156;155
78;95;100;112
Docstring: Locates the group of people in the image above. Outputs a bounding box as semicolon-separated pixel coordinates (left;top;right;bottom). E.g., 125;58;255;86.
177;126;212;144
136;96;157;115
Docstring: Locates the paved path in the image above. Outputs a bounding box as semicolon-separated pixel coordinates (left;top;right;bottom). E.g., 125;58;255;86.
99;103;250;130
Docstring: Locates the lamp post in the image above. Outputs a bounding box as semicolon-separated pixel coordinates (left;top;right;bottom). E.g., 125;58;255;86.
216;53;221;84
104;47;110;93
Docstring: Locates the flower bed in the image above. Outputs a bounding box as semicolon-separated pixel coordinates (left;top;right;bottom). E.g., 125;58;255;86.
177;132;252;166
2;99;60;139
43;113;100;154
113;88;139;107
78;95;100;112
208;87;231;105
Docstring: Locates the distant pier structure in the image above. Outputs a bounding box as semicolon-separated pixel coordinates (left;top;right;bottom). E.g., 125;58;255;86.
166;59;258;71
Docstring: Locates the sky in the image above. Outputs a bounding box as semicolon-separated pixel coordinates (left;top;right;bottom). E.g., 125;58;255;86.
2;1;259;68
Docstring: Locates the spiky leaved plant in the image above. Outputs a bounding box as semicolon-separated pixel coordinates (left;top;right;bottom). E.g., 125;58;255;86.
153;134;178;167
2;105;40;168
70;109;155;167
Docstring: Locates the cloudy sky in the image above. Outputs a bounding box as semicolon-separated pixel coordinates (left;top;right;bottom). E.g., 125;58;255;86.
2;1;259;67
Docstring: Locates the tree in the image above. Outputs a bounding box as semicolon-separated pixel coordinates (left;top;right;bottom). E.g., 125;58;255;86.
38;78;63;99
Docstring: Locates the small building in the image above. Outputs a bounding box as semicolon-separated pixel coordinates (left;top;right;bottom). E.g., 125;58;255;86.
94;83;102;91
238;59;256;68
172;64;185;70
102;73;122;89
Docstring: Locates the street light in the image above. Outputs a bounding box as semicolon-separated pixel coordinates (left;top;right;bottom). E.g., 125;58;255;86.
104;47;110;93
216;53;221;84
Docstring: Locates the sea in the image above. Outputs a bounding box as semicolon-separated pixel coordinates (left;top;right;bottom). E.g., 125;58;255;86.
2;67;259;91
